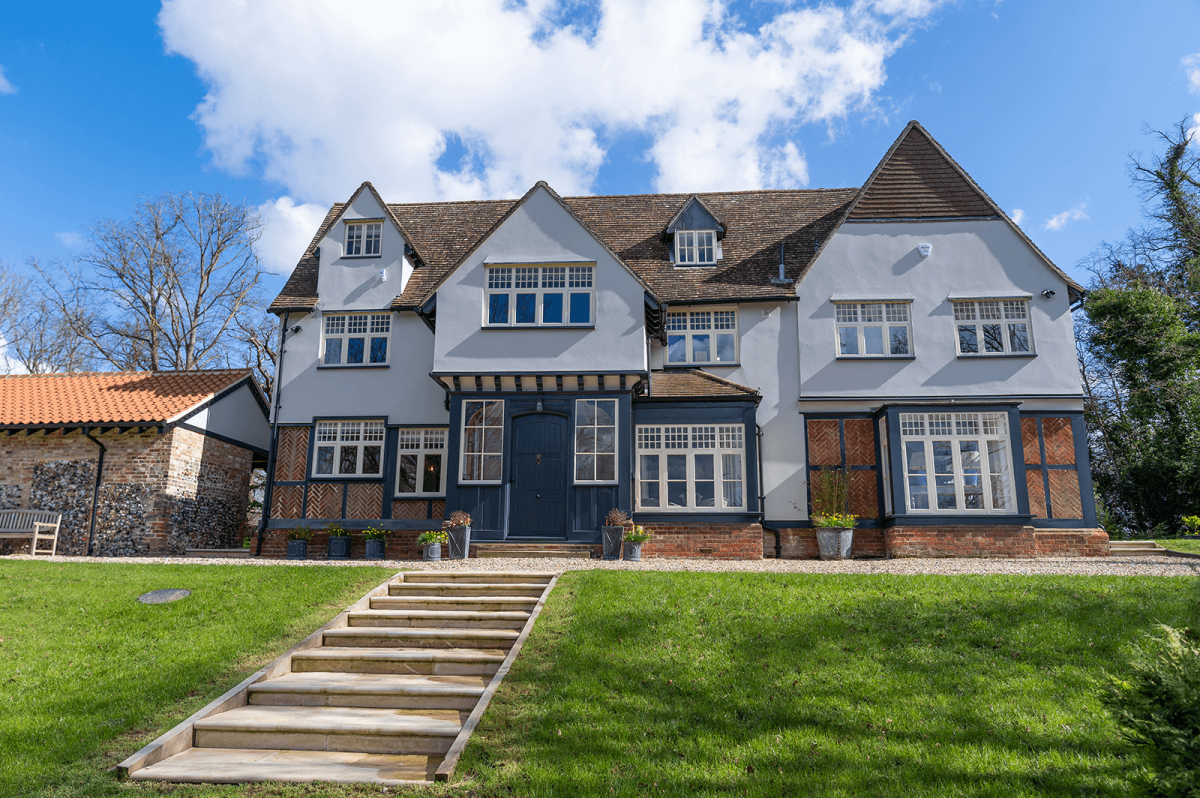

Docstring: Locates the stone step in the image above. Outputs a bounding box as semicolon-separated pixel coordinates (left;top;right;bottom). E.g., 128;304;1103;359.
371;595;539;612
127;748;439;785
348;609;529;630
388;582;547;598
1110;541;1168;555
291;646;506;676
399;571;556;584
192;706;461;756
248;673;486;710
473;548;593;559
324;626;519;650
185;548;251;559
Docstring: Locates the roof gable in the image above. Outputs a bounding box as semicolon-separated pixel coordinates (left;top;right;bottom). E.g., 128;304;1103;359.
664;195;727;239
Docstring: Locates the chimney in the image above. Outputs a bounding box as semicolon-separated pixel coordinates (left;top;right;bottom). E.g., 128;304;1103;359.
771;242;793;285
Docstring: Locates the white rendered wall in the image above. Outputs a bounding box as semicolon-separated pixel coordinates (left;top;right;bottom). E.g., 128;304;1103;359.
315;190;413;309
187;383;271;451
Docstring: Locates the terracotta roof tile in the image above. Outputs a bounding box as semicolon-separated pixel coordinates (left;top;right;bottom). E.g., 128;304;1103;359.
644;369;759;400
0;370;252;427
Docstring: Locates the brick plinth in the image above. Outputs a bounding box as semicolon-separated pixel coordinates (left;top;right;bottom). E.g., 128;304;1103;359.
637;522;763;560
767;528;884;559
884;526;1110;558
256;529;426;560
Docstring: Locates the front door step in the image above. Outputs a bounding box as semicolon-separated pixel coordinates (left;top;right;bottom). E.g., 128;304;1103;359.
128;748;438;785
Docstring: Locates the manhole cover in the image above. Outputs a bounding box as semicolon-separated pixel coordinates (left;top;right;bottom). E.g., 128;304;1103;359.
138;589;191;605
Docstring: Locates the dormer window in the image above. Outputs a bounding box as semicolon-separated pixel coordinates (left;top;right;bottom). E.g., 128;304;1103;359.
345;221;382;257
675;231;716;266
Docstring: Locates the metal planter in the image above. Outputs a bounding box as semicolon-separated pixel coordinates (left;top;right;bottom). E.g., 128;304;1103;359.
815;528;854;560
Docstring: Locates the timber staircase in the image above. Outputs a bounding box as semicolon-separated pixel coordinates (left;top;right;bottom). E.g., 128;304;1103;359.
123;571;556;786
473;541;599;559
1109;540;1170;556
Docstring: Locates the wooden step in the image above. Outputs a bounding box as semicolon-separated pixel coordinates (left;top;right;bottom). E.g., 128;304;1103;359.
185;548;251;559
324;626;518;650
248;673;486;710
127;748;439;785
192;705;462;756
348;609;529;630
388;582;548;598
291;647;506;676
400;570;556;584
371;595;539;612
473;548;593;559
1110;541;1168;555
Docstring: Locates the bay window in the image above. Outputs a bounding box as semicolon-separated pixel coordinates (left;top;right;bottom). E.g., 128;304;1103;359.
313;420;385;477
461;400;504;482
953;299;1032;355
485;264;593;326
666;308;738;365
574;399;617;483
396;428;447;496
898;412;1014;513
636;424;745;511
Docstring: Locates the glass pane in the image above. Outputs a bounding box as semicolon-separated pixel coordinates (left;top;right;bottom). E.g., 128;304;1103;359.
576;453;594;481
983;324;1004;352
423;453;442;493
347;337;364;364
694;454;714;480
695;480;715;507
988;440;1011;509
595;400;615;426
839;327;859;355
463;427;482;455
932;441;954;474
667;453;687;479
640;454;660;507
485;401;504;426
576;426;596;454
1009;323;1029;352
889;326;909;355
339;446;358;474
908;475;929;509
716;333;736;362
596;426;615;454
362;446;381;475
577;400;596;426
324;338;342;365
370;337;387;363
482;455;502;481
667;454;687;507
516;293;536;324
722;453;743;507
863;326;884;355
905;441;926;474
958;325;978;353
465;401;484;427
489;294;509;324
960;441;982;509
596;454;615;481
691;334;711;362
543;293;563;323
667;335;687;362
569;292;590;324
935;475;957;509
398;453;417;493
462;454;480;481
316;446;334;475
484;428;502;454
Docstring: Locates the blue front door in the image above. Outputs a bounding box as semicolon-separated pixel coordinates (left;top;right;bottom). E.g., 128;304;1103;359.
510;413;569;538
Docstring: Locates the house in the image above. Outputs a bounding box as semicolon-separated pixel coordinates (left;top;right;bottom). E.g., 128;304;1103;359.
0;370;270;556
256;121;1107;559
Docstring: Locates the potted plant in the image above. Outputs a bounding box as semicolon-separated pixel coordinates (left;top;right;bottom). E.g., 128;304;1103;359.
326;523;351;560
444;511;472;559
603;508;628;560
417;530;448;561
363;527;389;560
286;529;313;560
810;468;856;560
623;524;653;561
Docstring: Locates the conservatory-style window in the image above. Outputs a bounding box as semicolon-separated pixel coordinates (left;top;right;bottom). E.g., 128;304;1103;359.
675;231;717;265
322;313;391;366
666;308;738;364
345;221;382;257
313;420;386;477
485;265;593;326
574;399;617;483
952;299;1032;355
898;412;1014;513
396;428;447;496
636;424;745;511
460;400;504;483
835;302;912;357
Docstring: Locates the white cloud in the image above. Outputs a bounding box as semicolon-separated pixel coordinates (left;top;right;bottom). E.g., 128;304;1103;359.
54;231;85;249
1184;52;1200;94
159;0;944;211
1044;202;1088;231
254;197;330;274
0;335;28;375
0;66;16;95
1010;208;1025;225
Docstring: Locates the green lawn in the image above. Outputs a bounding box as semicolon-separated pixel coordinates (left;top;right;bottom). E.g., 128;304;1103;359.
0;561;395;798
1155;537;1200;554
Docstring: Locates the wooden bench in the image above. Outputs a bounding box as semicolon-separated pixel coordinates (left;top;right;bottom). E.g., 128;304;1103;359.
0;510;63;556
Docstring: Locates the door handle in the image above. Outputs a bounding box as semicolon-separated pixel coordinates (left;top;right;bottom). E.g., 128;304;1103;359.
536;493;541;499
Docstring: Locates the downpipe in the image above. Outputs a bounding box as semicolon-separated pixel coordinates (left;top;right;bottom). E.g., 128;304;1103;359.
84;429;107;557
756;424;780;559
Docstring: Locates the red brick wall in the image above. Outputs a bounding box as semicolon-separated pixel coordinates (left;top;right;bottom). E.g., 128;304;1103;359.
767;528;884;558
637;522;763;560
884;526;1109;558
255;528;425;560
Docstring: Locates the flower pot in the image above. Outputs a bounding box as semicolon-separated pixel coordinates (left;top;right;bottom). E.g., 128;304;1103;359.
286;539;308;560
327;535;351;560
602;526;624;560
623;541;642;561
364;539;385;560
815;527;854;560
447;525;471;559
422;542;442;561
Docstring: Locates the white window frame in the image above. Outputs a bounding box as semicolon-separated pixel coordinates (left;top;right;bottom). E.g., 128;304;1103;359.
344;221;382;257
395;428;448;497
460;399;504;484
834;301;913;358
635;424;746;512
674;230;718;266
321;312;391;366
484;265;594;327
898;412;1016;514
952;299;1034;356
574;399;618;484
665;307;739;365
313;420;386;478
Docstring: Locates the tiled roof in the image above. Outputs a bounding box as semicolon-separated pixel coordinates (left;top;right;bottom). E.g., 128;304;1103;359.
269;203;344;313
0;370;252;427
643;369;759;400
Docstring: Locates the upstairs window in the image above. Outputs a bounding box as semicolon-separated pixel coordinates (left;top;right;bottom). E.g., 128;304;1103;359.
396;428;447;496
345;221;382;256
666;308;738;365
485;265;593;327
835;302;912;357
322;312;391;366
953;299;1032;355
675;231;716;265
313;420;385;477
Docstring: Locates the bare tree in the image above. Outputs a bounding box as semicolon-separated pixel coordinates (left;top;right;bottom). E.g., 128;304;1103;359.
229;309;280;397
0;260;96;373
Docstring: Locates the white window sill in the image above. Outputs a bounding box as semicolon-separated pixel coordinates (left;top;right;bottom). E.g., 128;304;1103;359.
341;254;382;259
395;494;446;499
318;363;390;369
955;353;1037;359
663;362;740;368
481;325;596;330
835;355;916;361
310;475;384;480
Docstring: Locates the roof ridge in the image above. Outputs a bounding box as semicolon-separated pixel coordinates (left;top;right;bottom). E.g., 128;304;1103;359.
0;368;251;379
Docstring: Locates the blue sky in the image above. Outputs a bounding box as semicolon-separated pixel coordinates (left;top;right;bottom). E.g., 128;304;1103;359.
1;0;1198;301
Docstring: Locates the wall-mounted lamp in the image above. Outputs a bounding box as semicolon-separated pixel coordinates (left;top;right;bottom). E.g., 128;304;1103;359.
918;244;932;258
1041;289;1056;299
289;325;302;334
379;268;388;282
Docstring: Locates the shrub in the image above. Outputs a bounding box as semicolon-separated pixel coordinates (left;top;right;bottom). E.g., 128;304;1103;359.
287;529;313;541
444;510;471;528
326;523;347;538
363;527;389;541
809;468;850;519
624;525;652;543
416;530;448;547
1182;515;1200;535
1102;625;1200;797
605;508;629;527
813;512;857;529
